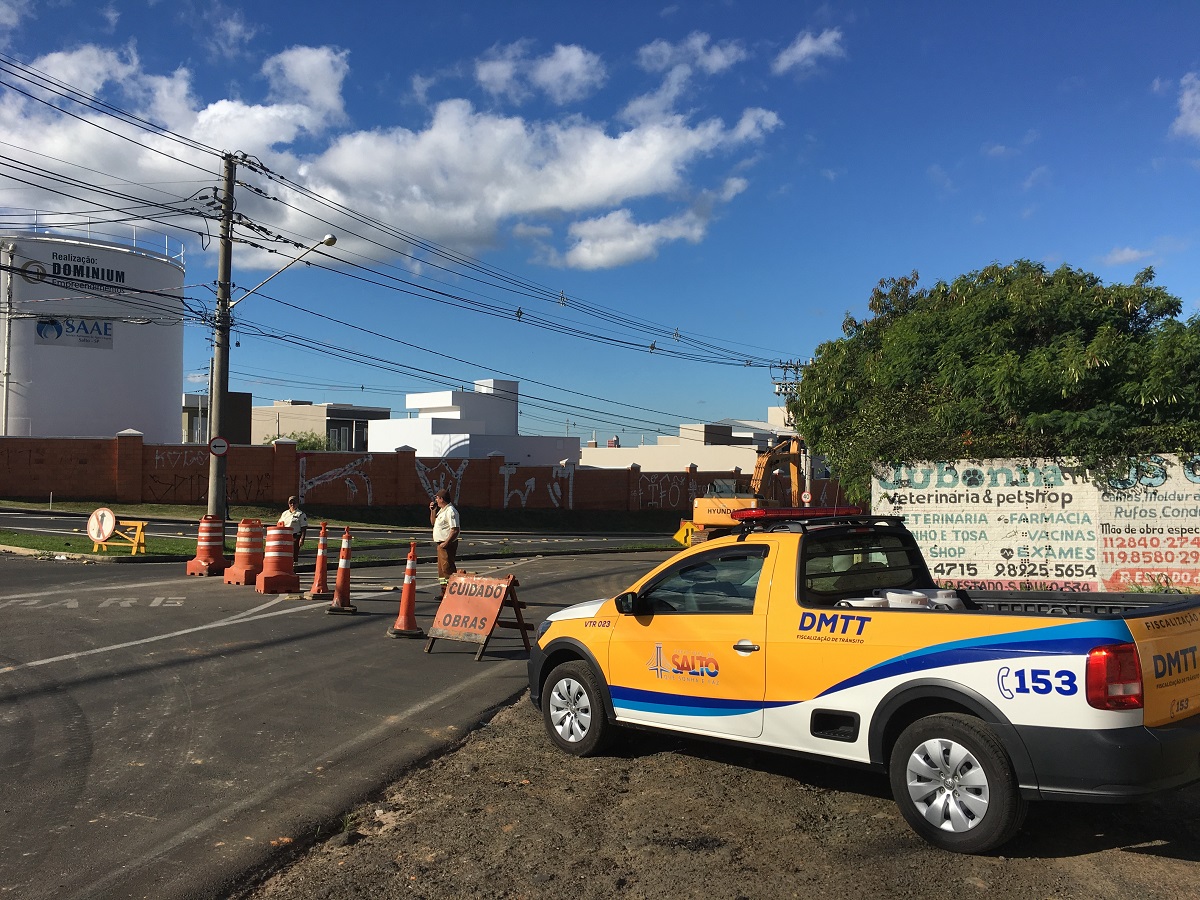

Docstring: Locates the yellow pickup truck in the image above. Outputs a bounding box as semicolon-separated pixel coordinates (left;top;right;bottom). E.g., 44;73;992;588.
528;508;1200;853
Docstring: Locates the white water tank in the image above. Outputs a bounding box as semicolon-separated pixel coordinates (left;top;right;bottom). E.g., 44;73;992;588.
0;231;186;442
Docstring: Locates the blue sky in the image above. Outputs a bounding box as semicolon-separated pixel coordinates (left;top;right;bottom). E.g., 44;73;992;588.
1;1;1198;442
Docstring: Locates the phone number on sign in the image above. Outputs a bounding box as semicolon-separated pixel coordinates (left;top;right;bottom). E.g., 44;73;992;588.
1101;551;1200;565
943;579;1097;592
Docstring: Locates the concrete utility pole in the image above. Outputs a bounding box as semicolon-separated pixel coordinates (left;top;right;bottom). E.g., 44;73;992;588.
206;153;236;521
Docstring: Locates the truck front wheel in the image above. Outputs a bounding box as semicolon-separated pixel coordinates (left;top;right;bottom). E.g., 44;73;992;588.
888;713;1027;854
541;661;612;757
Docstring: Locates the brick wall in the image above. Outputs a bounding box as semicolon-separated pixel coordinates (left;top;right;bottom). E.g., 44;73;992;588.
0;434;853;513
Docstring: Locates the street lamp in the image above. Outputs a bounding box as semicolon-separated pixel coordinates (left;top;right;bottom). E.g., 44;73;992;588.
229;234;336;309
206;229;337;521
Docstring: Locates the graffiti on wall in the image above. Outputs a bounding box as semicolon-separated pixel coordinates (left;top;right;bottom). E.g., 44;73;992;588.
154;448;209;468
146;471;272;504
228;474;272;503
147;473;207;504
872;454;1200;592
299;455;374;504
497;464;577;509
0;446;38;468
416;458;469;505
632;472;699;511
548;465;574;509
499;464;535;508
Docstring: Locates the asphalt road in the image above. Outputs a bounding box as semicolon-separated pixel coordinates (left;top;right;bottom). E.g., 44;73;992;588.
0;548;670;900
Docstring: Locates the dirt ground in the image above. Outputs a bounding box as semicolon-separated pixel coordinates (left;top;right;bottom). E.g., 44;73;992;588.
240;696;1200;900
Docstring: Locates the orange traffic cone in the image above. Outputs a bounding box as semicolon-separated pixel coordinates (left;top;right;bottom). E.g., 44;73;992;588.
255;525;301;594
387;541;424;638
224;519;265;585
326;526;357;615
186;515;229;576
304;522;333;600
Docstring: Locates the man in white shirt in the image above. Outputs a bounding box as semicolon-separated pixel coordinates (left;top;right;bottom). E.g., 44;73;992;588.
278;495;308;564
429;488;460;598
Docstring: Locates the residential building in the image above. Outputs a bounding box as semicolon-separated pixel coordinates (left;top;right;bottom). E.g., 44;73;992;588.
251;400;391;451
368;379;580;465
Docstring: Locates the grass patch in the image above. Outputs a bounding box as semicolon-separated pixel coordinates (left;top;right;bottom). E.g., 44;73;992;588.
0;528;190;557
0;499;684;534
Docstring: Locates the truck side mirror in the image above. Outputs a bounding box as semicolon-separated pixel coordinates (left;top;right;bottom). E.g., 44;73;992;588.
615;591;639;615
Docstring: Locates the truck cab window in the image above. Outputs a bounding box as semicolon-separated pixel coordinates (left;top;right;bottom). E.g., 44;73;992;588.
641;547;768;614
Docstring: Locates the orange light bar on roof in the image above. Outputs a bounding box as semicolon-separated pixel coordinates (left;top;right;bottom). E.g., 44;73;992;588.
730;506;863;521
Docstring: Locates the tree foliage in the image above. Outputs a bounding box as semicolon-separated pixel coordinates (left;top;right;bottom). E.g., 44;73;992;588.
790;260;1200;502
265;430;327;451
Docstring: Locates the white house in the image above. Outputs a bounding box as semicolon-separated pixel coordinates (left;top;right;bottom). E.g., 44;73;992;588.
368;378;581;465
578;407;800;473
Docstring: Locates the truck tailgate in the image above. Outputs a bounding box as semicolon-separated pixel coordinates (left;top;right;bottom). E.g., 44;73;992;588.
1132;605;1200;727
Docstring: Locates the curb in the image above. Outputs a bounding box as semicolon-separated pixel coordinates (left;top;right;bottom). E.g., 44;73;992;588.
0;542;678;569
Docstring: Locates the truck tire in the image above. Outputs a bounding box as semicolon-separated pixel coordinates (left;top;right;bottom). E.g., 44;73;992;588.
541;661;613;757
888;713;1027;854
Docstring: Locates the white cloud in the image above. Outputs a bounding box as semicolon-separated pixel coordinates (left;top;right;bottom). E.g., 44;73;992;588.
620;64;692;124
530;45;607;105
638;32;748;75
1170;72;1200;142
475;41;530;102
772;28;845;76
261;46;349;125
512;222;552;239
27;44;139;101
718;176;748;201
101;4;119;31
1103;246;1154;266
1151;76;1172;95
476;41;605;106
412;74;435;105
927;163;954;194
563;208;706;269
203;9;259;60
0;40;777;272
1022;164;1050;191
0;0;32;34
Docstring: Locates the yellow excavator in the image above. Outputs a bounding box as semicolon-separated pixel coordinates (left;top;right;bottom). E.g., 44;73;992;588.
674;437;810;546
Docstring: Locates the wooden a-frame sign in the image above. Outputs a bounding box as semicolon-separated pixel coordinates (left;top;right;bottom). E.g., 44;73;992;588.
423;573;533;661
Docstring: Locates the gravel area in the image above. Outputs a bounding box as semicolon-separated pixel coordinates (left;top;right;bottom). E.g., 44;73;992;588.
237;694;1200;899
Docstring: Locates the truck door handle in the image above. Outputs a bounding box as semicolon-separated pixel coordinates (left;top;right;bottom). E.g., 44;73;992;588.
733;640;761;653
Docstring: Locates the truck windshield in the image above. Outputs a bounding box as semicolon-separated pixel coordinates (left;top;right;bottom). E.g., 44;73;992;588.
801;529;929;604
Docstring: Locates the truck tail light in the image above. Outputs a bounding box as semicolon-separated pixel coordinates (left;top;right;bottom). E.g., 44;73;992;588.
1086;643;1143;711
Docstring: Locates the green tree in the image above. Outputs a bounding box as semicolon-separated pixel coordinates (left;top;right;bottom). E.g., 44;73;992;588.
791;261;1200;502
264;430;328;451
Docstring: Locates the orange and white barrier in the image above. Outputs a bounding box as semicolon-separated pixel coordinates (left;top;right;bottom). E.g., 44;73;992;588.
186;515;228;576
223;519;265;585
255;524;301;594
387;540;424;638
327;526;357;615
304;521;333;600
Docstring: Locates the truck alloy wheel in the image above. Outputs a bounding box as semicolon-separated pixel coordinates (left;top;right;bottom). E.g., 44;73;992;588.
541;660;612;757
888;713;1027;853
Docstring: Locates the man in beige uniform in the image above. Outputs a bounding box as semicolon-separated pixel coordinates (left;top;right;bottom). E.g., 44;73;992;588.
429;488;460;598
278;495;308;564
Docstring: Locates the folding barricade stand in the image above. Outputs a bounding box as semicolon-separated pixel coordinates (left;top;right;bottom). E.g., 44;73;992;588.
423;573;533;661
87;507;148;556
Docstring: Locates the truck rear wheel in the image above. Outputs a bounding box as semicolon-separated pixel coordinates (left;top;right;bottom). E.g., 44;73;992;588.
888;713;1027;854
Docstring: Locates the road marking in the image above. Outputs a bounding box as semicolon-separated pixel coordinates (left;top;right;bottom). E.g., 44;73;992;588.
215;596;285;623
0;576;223;602
0;601;334;675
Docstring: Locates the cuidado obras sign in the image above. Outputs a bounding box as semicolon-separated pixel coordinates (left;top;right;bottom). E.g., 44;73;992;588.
871;454;1200;593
